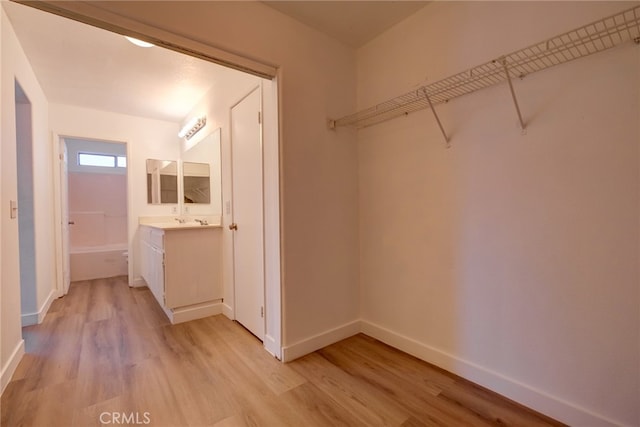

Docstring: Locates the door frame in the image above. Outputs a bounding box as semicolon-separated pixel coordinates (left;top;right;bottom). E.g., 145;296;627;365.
51;133;69;297
52;134;132;296
34;1;282;358
226;81;282;358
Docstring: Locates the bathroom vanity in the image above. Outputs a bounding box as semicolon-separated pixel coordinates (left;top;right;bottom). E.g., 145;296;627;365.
139;220;222;324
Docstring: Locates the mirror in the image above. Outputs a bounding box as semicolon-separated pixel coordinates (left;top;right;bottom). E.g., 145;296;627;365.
146;159;178;204
181;128;222;215
183;162;210;203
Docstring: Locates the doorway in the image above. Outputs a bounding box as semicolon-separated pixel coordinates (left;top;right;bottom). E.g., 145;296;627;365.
14;80;38;327
62;138;129;284
9;1;282;358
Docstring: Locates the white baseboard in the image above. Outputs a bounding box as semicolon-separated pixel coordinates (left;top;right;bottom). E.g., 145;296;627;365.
361;320;621;427
38;289;57;323
264;334;281;360
21;288;58;327
130;277;146;288
222;303;233;320
1;339;25;395
169;302;223;324
20;312;39;327
281;320;361;362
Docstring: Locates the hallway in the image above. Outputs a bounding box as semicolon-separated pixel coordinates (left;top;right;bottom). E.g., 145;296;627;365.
1;278;561;426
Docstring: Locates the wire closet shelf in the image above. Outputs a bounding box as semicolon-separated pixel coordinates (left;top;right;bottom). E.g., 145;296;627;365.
329;5;640;131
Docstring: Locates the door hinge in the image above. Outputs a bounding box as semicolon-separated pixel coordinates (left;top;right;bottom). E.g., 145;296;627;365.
258;111;262;124
260;306;264;318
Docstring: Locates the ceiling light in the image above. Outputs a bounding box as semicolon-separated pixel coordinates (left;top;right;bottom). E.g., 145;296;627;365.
178;116;207;140
125;36;155;48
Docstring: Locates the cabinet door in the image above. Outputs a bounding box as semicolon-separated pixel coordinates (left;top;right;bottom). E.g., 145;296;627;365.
164;228;222;308
140;240;151;285
148;245;165;307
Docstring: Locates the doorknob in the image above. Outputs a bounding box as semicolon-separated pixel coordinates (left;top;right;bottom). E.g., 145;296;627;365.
68;221;75;225
229;223;238;231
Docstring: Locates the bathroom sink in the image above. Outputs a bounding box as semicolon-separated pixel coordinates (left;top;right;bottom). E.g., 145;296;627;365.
144;222;221;230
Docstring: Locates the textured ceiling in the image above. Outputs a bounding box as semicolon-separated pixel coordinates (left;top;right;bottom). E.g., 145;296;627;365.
3;1;428;122
2;1;259;123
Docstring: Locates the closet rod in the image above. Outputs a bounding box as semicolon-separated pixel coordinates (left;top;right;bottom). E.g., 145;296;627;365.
329;5;640;130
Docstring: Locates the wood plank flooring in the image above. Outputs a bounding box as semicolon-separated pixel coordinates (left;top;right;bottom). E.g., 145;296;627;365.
1;276;563;426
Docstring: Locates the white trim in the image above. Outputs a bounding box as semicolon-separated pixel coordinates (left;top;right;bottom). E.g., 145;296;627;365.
51;132;65;296
261;78;282;362
20;288;57;327
361;320;623;427
168;302;223;324
1;339;25;395
29;2;277;79
222;302;234;320
38;288;57;322
263;334;280;360
20;312;38;328
130;277;146;288
281;320;361;362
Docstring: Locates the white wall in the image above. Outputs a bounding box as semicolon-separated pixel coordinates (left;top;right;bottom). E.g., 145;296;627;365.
1;7;54;391
58;1;361;350
49;103;181;286
15;99;37;318
357;2;639;426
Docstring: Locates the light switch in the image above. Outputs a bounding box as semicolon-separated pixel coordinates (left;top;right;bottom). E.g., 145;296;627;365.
10;200;17;219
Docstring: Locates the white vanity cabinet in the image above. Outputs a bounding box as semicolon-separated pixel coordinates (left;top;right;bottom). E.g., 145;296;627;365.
140;226;167;307
139;223;222;323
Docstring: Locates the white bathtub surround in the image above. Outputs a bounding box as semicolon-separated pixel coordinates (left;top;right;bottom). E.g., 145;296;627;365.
68;210;127;248
69;243;128;282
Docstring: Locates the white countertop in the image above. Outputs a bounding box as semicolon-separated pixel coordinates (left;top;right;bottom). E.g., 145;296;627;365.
141;222;222;230
139;216;223;230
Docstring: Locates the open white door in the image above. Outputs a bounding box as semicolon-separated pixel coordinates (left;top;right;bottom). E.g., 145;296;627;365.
230;87;265;341
59;138;71;295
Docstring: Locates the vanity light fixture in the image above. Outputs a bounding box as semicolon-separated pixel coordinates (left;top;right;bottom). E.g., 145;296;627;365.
125;36;155;48
178;116;207;140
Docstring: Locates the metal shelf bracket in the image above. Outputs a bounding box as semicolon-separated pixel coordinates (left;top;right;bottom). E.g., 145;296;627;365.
497;57;526;131
422;88;450;148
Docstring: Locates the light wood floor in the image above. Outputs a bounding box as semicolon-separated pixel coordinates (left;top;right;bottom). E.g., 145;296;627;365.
2;276;563;426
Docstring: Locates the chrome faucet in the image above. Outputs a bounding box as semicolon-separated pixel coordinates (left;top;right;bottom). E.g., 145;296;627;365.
194;219;208;226
174;217;186;224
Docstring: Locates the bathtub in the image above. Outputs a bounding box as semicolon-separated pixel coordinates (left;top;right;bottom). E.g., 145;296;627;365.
70;243;128;282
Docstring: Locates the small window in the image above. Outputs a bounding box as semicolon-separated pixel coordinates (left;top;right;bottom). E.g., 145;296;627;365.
78;152;127;169
78;153;115;167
